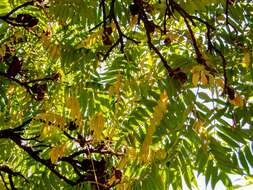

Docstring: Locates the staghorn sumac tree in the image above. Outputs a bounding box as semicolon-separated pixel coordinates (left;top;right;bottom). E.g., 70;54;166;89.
0;0;253;189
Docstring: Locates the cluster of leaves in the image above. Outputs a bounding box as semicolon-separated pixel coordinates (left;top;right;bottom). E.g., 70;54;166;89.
0;0;253;190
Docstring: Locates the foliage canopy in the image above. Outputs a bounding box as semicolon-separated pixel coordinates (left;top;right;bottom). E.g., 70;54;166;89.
0;0;253;189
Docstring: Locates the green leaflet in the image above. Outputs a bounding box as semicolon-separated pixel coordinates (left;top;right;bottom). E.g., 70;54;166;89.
0;0;10;15
244;145;253;168
239;150;250;174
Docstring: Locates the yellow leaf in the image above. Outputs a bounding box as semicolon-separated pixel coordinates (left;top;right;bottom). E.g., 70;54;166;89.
242;49;251;69
111;22;116;32
128;147;137;160
40;125;52;139
109;74;122;97
116;182;131;190
90;112;105;141
191;65;205;73
155;149;167;160
160;90;168;104
35;112;66;129
7;84;15;95
192;72;200;86
0;46;6;57
207;73;214;85
141;91;168;162
140;134;152;162
14;32;23;42
140;91;168;162
41;29;52;50
50;144;66;164
191;65;210;86
77;30;102;49
147;52;154;65
130;15;138;29
66;96;83;127
193;120;204;134
49;45;61;59
150;91;168;127
118;156;128;169
66;97;80;117
118;147;137;169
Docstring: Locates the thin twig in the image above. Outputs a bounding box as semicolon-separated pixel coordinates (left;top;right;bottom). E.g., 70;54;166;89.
138;1;174;74
8;174;17;190
0;172;10;190
102;39;120;61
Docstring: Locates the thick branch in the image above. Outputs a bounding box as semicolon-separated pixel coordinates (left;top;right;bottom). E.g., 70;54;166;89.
0;121;76;186
4;1;35;18
9;134;76;186
100;0;140;60
0;71;30;92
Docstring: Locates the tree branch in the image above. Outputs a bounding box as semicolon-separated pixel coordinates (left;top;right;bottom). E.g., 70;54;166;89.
0;1;36;27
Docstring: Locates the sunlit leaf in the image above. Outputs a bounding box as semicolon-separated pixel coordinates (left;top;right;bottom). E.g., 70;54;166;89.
50;143;66;164
90;112;105;141
242;49;251;69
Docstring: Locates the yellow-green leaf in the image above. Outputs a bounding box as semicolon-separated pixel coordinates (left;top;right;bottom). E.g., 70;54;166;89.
192;72;200;86
90;112;105;141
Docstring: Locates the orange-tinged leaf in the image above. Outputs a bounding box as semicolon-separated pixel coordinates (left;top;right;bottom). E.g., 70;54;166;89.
50;144;66;164
230;95;244;107
215;78;224;88
130;15;138;29
200;72;208;85
160;90;168;104
107;175;117;186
